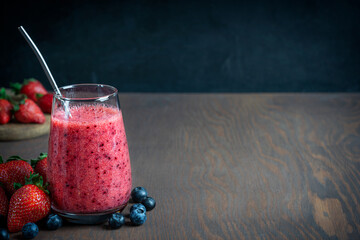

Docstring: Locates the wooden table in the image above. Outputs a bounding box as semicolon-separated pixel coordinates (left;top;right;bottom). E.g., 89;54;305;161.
1;93;359;240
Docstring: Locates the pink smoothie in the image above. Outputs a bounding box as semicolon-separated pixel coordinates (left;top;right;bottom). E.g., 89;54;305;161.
48;104;131;214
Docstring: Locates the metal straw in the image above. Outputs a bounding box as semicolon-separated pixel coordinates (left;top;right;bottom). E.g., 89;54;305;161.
18;26;62;96
18;26;71;117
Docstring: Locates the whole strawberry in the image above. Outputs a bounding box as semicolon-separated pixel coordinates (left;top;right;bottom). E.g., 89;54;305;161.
0;88;13;124
13;97;45;124
0;185;9;217
0;99;12;125
37;93;53;113
11;78;47;102
0;156;33;195
31;153;48;183
7;173;50;233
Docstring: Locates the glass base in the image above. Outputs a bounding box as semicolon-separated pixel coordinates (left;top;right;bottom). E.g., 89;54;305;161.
52;203;127;224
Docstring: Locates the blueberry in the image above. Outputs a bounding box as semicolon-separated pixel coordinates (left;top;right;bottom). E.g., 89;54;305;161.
0;228;9;240
46;214;63;230
108;213;125;229
130;208;147;225
22;223;39;239
142;197;156;211
130;203;146;213
131;187;147;203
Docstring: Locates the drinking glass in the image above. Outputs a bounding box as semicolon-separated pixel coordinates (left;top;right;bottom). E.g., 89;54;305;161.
48;84;132;224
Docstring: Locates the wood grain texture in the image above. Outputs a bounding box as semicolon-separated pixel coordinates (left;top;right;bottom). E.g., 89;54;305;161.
0;93;359;240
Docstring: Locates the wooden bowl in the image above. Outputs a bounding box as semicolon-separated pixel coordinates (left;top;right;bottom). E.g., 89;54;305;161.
0;114;50;141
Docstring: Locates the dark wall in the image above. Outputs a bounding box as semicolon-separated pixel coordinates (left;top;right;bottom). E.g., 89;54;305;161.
1;0;360;92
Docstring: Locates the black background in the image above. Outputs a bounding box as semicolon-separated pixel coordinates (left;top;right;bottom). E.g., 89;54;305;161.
1;0;360;92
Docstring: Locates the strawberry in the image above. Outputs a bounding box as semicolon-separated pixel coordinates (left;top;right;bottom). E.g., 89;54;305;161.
7;173;50;232
31;153;48;183
13;97;45;124
0;88;13;124
36;93;53;113
0;99;12;124
11;78;47;102
0;184;9;217
0;156;33;195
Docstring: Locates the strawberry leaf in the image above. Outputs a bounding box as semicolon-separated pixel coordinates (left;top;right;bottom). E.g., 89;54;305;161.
9;94;27;113
31;152;47;168
7;155;25;161
23;78;37;85
24;173;50;195
0;156;3;164
10;82;22;94
14;182;23;190
0;88;9;100
30;159;38;168
25;173;42;185
7;156;29;163
36;93;44;100
12;103;19;112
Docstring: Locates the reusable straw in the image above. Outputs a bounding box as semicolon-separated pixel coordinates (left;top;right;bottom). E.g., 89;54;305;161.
18;26;71;116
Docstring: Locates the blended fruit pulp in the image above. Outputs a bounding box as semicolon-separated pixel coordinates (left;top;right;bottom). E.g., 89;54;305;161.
48;104;131;214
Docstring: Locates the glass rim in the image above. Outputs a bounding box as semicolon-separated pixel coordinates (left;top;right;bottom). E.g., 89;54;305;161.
54;83;118;102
